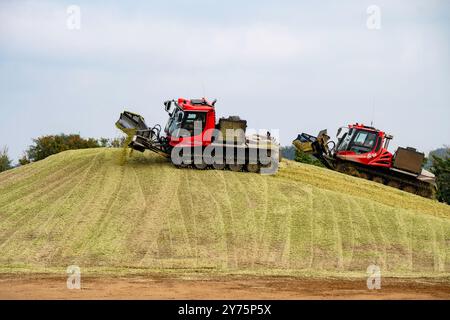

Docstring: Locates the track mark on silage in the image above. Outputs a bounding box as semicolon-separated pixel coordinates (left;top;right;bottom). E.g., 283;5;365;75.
179;170;199;267
242;174;270;268
77;163;126;257
0;159;92;229
341;197;356;269
319;190;344;270
323;191;344;270
307;188;315;269
165;170;193;261
393;209;414;271
44;152;114;262
255;176;271;266
126;164;154;262
348;196;382;265
279;185;294;269
0;156;91;211
0;153;105;262
367;201;389;269
164;169;197;262
0;152;70;188
437;223;448;272
219;171;239;269
36;153;108;236
0;152;90;197
428;218;439;272
0;157;98;250
189;170;228;268
156;167;184;264
225;172;259;267
132;162;182;266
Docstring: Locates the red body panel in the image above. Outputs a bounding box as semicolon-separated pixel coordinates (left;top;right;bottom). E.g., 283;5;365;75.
336;149;392;167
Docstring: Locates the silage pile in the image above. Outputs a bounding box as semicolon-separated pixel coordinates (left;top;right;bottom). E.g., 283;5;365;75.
0;148;449;277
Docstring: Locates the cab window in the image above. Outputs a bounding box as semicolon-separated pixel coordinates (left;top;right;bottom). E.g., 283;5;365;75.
165;108;184;135
181;112;207;136
350;130;377;154
337;132;352;151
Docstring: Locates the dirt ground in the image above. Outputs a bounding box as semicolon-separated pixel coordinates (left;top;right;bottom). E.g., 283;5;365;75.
0;275;449;300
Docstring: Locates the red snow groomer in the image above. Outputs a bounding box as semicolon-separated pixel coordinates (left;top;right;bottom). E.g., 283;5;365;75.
293;123;436;198
116;98;279;173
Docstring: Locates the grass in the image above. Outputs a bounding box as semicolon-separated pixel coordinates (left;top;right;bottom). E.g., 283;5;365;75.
0;148;449;278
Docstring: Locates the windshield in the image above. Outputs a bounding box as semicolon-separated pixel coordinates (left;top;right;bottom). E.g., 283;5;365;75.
336;129;377;154
349;130;377;154
182;112;207;136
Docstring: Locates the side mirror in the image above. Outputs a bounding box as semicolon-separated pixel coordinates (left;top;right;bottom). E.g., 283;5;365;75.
177;112;183;123
212;99;217;106
164;100;171;112
337;128;342;137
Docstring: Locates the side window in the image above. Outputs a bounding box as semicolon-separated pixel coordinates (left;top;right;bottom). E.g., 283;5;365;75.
337;133;350;151
166;109;184;135
374;137;382;152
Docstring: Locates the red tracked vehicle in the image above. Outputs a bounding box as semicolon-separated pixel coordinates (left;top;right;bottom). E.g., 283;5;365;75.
116;98;278;173
293;123;436;198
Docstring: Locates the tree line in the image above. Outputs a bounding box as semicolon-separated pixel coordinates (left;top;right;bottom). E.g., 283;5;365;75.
1;134;125;168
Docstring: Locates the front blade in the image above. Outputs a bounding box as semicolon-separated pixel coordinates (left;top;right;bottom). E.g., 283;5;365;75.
292;133;316;153
115;111;148;133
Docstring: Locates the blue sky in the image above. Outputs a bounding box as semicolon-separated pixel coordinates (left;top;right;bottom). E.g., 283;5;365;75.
1;0;449;162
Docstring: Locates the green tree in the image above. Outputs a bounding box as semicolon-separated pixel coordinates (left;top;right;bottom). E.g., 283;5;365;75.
0;146;12;172
99;137;109;148
431;150;450;204
25;134;100;162
280;146;296;160
18;153;31;166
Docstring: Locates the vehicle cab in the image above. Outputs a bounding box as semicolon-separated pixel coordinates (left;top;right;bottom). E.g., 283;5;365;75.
335;123;393;167
164;98;217;147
